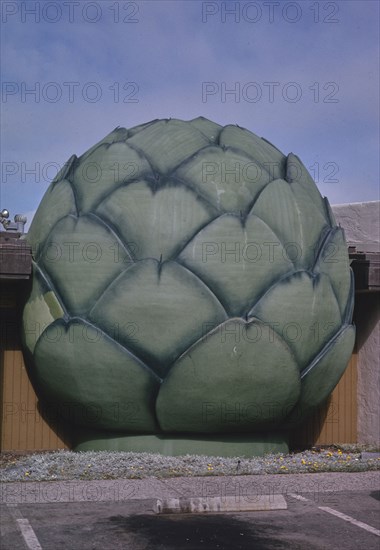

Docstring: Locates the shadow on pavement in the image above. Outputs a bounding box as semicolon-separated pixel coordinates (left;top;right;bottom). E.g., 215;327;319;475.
107;513;288;549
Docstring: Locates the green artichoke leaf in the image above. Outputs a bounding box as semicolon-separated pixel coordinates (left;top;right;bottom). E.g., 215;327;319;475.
249;271;342;369
175;146;271;214
284;324;355;426
314;228;351;317
286;153;328;219
251;178;329;269
22;263;64;354
343;269;355;324
39;214;133;316
78;127;129;164
126;120;160;138
188;116;222;142
88;259;228;376
219;125;286;179
72;142;152;213
33;319;160;432
156;318;300;433
27;178;77;257
96;181;217;262
51;154;77;185
178;212;294;316
323;197;337;226
127;119;210;175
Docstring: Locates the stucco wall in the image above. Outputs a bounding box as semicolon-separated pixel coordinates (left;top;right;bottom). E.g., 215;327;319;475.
332;201;380;445
333;201;380;250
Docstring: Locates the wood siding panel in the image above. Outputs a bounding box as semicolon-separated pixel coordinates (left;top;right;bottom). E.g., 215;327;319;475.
1;348;69;451
1;318;69;452
291;353;358;449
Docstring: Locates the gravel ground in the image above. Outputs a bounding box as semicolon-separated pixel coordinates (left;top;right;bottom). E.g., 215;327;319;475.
1;445;379;482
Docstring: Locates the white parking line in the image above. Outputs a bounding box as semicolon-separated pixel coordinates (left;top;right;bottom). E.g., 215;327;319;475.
15;519;43;550
7;504;42;550
318;507;380;537
288;494;380;537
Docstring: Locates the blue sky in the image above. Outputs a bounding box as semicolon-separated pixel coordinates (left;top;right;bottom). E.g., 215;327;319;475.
1;0;379;229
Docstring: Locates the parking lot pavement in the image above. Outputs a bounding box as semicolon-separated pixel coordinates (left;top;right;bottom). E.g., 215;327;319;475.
1;473;379;549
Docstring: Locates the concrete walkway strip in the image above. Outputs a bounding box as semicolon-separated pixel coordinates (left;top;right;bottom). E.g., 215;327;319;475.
153;494;287;514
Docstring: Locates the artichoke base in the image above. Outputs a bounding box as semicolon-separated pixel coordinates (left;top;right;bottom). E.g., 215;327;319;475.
71;431;289;457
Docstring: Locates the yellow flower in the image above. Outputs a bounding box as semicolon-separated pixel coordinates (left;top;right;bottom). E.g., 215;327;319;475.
301;459;306;464
24;472;30;476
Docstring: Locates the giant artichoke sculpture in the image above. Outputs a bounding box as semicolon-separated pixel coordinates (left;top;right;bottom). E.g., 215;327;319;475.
22;117;355;456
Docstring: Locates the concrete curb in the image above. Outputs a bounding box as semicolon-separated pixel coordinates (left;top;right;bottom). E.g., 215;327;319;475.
153;494;287;514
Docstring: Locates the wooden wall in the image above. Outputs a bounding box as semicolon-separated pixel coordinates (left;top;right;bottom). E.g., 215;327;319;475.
290;352;357;449
1;349;69;452
0;280;69;452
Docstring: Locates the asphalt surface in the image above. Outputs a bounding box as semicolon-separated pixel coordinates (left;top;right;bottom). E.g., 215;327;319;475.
1;471;380;549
